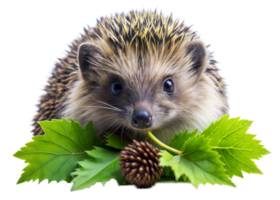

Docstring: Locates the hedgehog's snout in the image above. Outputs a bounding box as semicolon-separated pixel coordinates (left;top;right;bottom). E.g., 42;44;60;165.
131;105;152;129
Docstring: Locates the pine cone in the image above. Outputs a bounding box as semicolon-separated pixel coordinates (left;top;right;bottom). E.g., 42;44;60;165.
119;140;163;188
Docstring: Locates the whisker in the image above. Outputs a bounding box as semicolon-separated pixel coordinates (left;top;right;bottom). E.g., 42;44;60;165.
120;119;129;140
112;121;125;134
104;121;126;142
160;128;166;144
80;105;121;112
74;112;92;121
171;125;177;133
89;98;124;112
94;115;120;128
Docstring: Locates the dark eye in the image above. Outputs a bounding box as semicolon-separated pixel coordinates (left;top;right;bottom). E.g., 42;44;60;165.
163;78;174;95
111;81;122;96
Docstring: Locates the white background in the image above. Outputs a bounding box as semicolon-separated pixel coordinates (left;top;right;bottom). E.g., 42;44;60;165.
180;13;280;85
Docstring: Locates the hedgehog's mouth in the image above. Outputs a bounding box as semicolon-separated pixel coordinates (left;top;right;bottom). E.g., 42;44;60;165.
101;128;132;142
103;126;146;143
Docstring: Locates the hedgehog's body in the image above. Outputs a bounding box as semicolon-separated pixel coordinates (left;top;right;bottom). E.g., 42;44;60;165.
33;11;227;144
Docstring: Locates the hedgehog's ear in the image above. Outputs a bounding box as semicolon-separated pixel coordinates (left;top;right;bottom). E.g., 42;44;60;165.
186;41;208;77
77;42;105;82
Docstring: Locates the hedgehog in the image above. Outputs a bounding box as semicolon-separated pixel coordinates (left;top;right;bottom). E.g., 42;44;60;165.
32;10;227;144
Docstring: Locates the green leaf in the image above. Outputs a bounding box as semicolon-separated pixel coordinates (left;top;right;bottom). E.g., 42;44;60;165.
159;133;235;187
14;118;104;184
71;147;126;191
168;129;198;152
105;133;131;149
202;115;270;178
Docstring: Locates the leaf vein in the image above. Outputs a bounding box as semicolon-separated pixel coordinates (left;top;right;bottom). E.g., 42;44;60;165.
20;155;58;181
217;149;241;175
216;121;252;146
39;139;73;153
43;124;85;151
216;119;236;146
49;155;74;181
187;158;229;184
226;149;256;170
204;119;225;139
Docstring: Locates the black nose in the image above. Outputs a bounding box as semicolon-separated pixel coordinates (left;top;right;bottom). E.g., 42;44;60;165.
131;107;152;129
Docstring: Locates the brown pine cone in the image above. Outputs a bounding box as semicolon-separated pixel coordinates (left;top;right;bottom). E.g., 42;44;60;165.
119;140;163;188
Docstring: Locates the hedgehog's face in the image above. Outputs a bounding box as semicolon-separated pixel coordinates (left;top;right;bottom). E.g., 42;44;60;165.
75;41;210;143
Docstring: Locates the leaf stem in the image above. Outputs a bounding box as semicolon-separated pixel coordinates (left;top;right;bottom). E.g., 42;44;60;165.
147;131;182;155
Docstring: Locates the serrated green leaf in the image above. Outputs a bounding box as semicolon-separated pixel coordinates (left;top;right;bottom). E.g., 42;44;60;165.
105;133;131;149
202;115;270;178
159;134;235;187
168;129;198;152
71;147;126;191
14;118;104;184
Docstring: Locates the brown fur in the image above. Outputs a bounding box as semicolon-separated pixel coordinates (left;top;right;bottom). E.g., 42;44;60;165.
32;10;227;143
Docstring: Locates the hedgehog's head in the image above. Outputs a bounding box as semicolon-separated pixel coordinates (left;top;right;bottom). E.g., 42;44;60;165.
64;11;226;143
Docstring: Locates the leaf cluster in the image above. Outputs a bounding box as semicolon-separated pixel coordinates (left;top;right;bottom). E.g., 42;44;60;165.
14;115;269;190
